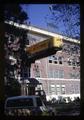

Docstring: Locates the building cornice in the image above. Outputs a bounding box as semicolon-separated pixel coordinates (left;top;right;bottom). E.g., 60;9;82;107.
5;21;80;44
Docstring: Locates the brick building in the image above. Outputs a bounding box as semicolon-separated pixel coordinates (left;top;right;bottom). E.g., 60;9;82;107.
28;26;80;101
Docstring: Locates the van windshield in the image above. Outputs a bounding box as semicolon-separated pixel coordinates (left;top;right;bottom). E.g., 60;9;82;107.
6;98;33;107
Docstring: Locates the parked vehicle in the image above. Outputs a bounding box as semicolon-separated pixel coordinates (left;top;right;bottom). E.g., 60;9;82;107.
4;95;52;116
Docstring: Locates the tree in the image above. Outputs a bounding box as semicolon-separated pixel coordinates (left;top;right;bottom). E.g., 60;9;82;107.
5;78;21;98
4;4;28;98
4;4;28;24
47;4;80;39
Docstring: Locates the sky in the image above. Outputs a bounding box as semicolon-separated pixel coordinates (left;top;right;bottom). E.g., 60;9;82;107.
21;4;80;39
21;4;65;35
21;4;51;30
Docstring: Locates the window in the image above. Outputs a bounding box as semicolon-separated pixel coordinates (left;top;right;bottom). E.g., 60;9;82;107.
68;59;72;66
70;73;74;79
56;85;61;95
77;61;80;66
76;72;80;79
7;98;34;107
59;70;64;78
34;65;40;78
54;60;57;64
72;59;76;66
35;70;40;77
61;85;65;94
58;56;63;64
75;85;80;93
69;72;80;79
53;56;58;64
54;70;59;78
49;59;52;63
48;70;53;78
48;56;53;63
50;84;56;94
48;70;64;78
48;55;64;65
